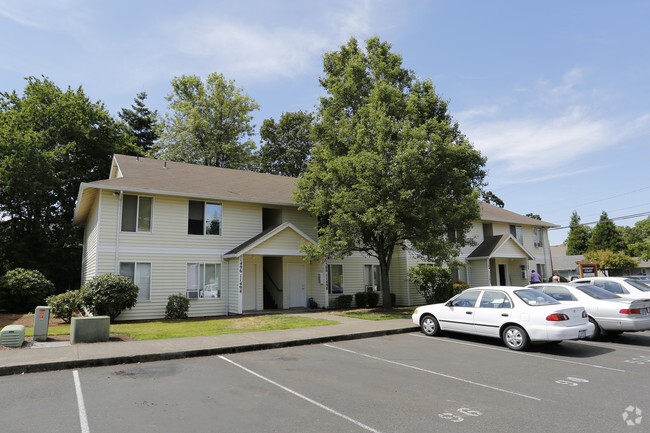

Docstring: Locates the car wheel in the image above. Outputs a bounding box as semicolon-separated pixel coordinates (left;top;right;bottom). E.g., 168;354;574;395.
502;325;530;351
420;314;441;336
587;318;601;340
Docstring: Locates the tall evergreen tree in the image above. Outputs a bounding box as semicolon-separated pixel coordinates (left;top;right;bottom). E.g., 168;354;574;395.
589;211;625;252
565;211;591;255
119;92;159;155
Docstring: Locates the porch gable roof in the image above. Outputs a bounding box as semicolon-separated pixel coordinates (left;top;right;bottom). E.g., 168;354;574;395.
224;222;317;258
466;234;535;260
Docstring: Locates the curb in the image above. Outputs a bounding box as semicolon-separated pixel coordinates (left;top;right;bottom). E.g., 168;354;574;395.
0;326;419;376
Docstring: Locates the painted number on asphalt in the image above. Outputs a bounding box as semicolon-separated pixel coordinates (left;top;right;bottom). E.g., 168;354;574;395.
439;408;483;423
555;377;589;386
625;355;650;365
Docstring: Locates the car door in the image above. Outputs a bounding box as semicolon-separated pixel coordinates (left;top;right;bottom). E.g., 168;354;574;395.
436;290;481;334
472;290;513;337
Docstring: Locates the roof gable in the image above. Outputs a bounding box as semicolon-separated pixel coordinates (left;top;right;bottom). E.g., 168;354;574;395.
467;234;534;260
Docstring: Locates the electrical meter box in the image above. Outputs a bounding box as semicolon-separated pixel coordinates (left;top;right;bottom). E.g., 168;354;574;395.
33;305;51;342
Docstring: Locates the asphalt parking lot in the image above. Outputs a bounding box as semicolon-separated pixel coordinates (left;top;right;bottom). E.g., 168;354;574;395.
2;331;649;433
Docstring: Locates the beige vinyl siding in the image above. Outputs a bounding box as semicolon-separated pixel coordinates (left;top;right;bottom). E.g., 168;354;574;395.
326;255;380;308
251;229;307;254
282;207;317;240
226;258;240;314
497;241;529;258
462;222;484;255
116;252;227;320
470;260;490;286
307;261;327;308
81;194;100;283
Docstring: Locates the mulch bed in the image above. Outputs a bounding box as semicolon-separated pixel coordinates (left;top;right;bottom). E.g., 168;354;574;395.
0;313;134;350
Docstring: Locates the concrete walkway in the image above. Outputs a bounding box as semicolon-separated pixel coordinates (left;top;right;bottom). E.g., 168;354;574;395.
0;312;418;376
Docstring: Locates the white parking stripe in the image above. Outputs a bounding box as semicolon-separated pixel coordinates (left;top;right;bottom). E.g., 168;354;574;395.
409;333;626;372
218;356;383;433
575;340;650;353
72;370;90;433
324;344;541;401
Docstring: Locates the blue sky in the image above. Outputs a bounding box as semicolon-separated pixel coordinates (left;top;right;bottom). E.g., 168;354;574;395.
2;0;649;245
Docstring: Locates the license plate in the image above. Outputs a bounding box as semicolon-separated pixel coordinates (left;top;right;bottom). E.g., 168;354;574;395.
578;330;587;339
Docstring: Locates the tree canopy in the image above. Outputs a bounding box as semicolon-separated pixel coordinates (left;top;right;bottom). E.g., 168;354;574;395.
119;91;159;155
566;211;591;255
258;111;314;177
589;211;625;252
150;72;259;169
583;249;638;276
295;37;486;307
0;76;129;289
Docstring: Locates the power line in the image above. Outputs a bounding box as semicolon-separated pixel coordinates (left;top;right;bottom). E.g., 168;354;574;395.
549;211;650;230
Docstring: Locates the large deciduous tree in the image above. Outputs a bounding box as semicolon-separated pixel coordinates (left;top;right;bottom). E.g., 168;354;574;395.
295;37;486;307
583;250;638;276
119;91;159;155
150;73;259;169
258;111;314;177
0;77;129;290
566;211;591;255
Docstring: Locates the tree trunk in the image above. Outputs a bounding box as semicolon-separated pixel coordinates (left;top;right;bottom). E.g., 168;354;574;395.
377;248;393;308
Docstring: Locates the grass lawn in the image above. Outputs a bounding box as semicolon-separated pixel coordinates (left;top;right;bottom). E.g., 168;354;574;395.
24;315;339;340
334;307;414;321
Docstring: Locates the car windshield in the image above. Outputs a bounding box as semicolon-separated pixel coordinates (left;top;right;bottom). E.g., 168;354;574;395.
624;279;650;292
573;284;619;300
514;289;560;306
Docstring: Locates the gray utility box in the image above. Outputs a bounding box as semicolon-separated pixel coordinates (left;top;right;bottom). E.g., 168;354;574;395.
71;316;110;344
1;325;26;347
33;306;51;342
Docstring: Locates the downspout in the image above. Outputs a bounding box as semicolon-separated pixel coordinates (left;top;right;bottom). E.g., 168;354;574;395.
114;191;123;273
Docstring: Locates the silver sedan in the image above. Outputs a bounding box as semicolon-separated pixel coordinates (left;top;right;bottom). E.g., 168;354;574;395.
528;283;650;339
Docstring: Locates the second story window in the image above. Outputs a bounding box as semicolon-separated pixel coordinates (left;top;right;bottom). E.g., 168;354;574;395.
509;225;523;243
121;194;152;232
188;201;222;235
533;227;543;248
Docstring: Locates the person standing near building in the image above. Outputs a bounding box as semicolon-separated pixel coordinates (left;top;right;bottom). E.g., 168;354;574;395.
552;272;560;283
530;269;542;284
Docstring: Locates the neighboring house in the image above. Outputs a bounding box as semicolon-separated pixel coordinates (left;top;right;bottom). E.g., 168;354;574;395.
549;244;650;278
73;155;556;319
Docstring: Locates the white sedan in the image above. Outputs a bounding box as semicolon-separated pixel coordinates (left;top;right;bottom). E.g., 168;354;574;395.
412;286;593;351
571;277;650;300
528;283;650;338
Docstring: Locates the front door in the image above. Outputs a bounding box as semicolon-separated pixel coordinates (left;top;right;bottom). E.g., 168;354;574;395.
498;264;508;285
243;263;257;311
287;263;306;308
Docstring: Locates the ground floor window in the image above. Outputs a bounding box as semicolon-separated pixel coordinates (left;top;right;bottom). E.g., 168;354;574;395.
119;262;151;301
364;264;380;291
328;264;343;294
186;263;221;299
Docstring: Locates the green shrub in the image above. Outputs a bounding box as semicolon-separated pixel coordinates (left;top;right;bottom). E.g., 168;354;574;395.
165;293;190;319
335;295;353;309
408;265;454;304
0;268;55;312
354;292;368;308
367;291;379;308
80;274;139;321
46;290;82;323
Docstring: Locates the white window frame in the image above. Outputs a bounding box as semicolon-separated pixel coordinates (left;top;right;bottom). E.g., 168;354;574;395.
533;227;543;248
188;200;222;236
119;261;152;301
186;263;222;299
328;264;344;295
364;264;380;292
509;225;523;243
121;194;153;233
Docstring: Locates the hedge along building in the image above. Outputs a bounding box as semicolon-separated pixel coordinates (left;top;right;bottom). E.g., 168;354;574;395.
73;154;556;320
